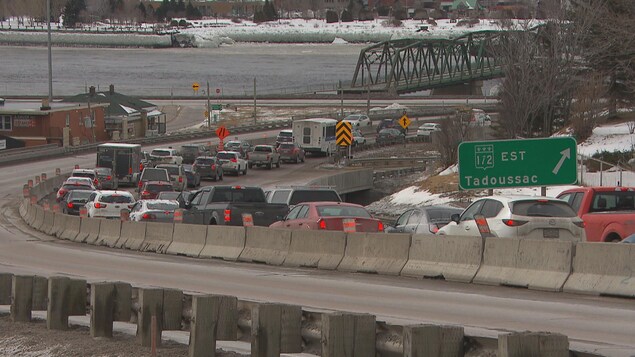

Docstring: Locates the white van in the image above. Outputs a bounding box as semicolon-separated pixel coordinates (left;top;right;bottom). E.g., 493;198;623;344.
292;118;337;155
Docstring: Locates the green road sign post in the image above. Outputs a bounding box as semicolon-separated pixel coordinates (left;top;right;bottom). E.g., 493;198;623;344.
458;137;577;190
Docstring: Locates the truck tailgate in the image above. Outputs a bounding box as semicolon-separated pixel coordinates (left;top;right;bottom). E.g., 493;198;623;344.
226;203;288;226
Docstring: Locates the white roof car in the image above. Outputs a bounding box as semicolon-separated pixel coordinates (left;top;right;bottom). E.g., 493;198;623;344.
437;196;586;241
129;199;180;222
343;114;372;127
64;177;96;188
85;190;136;219
416;123;442;136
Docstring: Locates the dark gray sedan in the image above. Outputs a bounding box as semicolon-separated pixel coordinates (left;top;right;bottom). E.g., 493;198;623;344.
193;156;224;181
376;128;406;145
385;205;464;234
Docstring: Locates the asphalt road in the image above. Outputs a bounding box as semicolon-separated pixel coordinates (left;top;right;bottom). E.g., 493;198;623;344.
0;128;634;356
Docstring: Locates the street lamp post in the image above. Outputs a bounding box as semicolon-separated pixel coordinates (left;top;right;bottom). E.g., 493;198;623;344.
47;0;53;102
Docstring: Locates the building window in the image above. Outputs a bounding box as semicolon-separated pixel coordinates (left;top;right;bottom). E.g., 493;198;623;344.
0;115;11;131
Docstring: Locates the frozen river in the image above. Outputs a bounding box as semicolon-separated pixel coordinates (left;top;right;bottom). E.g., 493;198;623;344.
0;43;365;97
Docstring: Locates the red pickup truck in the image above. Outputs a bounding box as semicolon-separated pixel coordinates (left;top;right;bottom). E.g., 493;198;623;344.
557;187;635;242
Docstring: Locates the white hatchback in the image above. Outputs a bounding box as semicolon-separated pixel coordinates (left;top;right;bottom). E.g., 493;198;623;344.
437;196;586;241
343;114;372;127
85;190;136;219
416;123;441;136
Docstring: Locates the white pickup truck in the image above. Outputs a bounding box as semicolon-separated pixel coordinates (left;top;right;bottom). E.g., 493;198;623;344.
247;145;281;170
149;148;183;166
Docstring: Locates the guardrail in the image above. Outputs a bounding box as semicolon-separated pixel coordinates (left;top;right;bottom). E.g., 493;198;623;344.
13;169;629;356
348;156;437;169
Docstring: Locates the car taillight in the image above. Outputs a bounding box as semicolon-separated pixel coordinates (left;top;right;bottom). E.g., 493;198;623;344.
139;163;144;171
141;191;150;197
502;219;527;227
574;221;586;228
230;158;237;163
138;181;143;188
94;202;107;209
293;148;299;153
93;179;99;185
224;209;231;222
106;175;112;181
377;221;384;232
67;202;73;209
428;224;439;234
211;164;216;170
142;213;156;220
318;219;327;230
178;176;183;183
58;189;67;196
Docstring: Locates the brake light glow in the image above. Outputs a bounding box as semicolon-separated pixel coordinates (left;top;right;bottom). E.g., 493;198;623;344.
178;176;183;183
318;219;327;230
224;209;231;222
502;219;528;227
106;176;112;181
67;203;73;209
211;164;216;170
377;221;384;232
94;202;107;209
138;181;143;188
58;189;67;196
232;186;243;189
141;191;150;197
142;213;156;220
429;224;439;233
230;158;237;163
139;163;144;171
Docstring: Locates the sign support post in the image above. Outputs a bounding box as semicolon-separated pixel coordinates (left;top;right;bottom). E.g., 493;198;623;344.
206;81;211;128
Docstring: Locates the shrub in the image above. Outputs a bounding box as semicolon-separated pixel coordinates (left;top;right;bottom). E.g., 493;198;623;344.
326;10;339;23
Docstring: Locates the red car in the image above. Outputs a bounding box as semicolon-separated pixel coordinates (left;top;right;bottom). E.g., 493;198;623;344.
269;201;384;232
139;181;174;200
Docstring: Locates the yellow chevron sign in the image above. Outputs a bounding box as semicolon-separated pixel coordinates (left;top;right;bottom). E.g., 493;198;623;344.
336;121;352;146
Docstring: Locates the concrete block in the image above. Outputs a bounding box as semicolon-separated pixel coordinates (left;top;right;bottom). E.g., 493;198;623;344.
51;213;67;237
41;210;56;235
239;226;290;265
58;215;81;241
403;324;464;357
32;204;45;231
473;238;573;292
338;232;411;275
564;242;635;297
32;275;48;310
119;221;147;250
280;304;302;353
47;276;70;330
189;295;219;357
142;222;174;253
114;282;132;322
251;303;281;357
138;288;164;347
322;312;376;357
166;223;207;257
11;275;33;322
96;219;122;247
162;288;183;330
68;278;87;316
0;273;11;305
499;331;569;357
199;226;245;261
284;230;346;270
75;217;102;244
91;282;115;338
402;234;483;283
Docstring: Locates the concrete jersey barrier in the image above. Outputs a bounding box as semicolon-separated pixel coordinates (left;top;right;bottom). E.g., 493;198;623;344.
473;237;573;292
75;217;102;244
284;230;346;270
50;212;67;237
95;219;122;247
338;232;411;275
199;226;246;261
401;234;483;283
118;221;147;250
564;242;635;298
239;226;291;265
141;222;174;253
40;210;56;235
32;205;45;231
58;215;81;241
166;224;207;257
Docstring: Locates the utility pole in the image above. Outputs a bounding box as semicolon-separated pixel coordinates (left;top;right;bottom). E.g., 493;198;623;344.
206;81;211;128
339;80;344;118
253;77;257;124
47;0;53;102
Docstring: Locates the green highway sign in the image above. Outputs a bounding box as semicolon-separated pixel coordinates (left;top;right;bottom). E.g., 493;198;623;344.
458;137;577;190
211;104;222;110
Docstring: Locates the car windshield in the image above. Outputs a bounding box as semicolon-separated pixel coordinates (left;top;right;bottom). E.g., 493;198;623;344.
279;144;295;149
317;205;371;218
195;158;214;165
511;200;576;217
72;172;95;178
345;115;362;120
68;190;94;200
99;195;133;203
158;192;187;200
253;146;271;152
289;190;340;205
146;184;173;192
151;150;170;156
278;131;292;137
216;152;235;160
93;168;111;175
147;202;179;210
427;208;463;223
159;166;180;175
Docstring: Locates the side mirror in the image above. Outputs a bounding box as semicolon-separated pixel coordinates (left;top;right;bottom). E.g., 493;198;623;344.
450;213;460;223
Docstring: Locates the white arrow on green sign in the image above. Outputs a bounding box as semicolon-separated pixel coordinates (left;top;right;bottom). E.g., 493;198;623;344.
458;137;577;190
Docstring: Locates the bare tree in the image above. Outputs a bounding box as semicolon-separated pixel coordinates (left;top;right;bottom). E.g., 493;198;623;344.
569;72;608;142
435;110;472;168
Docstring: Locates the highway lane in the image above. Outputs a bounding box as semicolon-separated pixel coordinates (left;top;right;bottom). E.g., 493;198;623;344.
0;137;634;356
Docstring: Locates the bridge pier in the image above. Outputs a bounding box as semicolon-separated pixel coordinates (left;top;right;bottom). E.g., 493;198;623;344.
431;81;483;96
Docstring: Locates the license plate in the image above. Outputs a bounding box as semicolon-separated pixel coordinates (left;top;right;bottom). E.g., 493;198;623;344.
543;228;559;238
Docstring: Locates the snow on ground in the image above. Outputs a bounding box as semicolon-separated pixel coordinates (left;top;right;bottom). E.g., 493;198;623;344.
578;122;635;156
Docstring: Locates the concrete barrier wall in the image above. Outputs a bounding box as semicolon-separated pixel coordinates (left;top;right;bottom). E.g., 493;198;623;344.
473;238;573;292
119;221;147;250
564;243;635;298
141;222;174;253
41;210;56;235
239;226;291;265
284;230;346;270
308;169;374;195
58;215;81;241
166;224;207;257
51;213;67;237
401;234;483;283
338;233;411;275
95;219;122;247
32;205;45;231
199;226;246;261
75;218;102;244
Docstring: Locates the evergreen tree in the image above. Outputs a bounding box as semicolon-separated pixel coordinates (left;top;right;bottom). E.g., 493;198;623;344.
138;2;147;19
340;9;353;22
325;9;338;23
263;0;278;21
185;1;202;20
177;0;186;12
63;0;86;27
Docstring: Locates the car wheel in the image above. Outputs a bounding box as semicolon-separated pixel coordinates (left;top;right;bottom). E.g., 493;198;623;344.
301;155;305;163
219;172;223;181
295;156;299;164
275;160;280;168
248;163;253;169
243;167;247;175
267;161;272;170
212;172;218;182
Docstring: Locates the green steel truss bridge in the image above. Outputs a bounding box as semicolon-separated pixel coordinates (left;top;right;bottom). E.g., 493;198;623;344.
349;30;504;94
